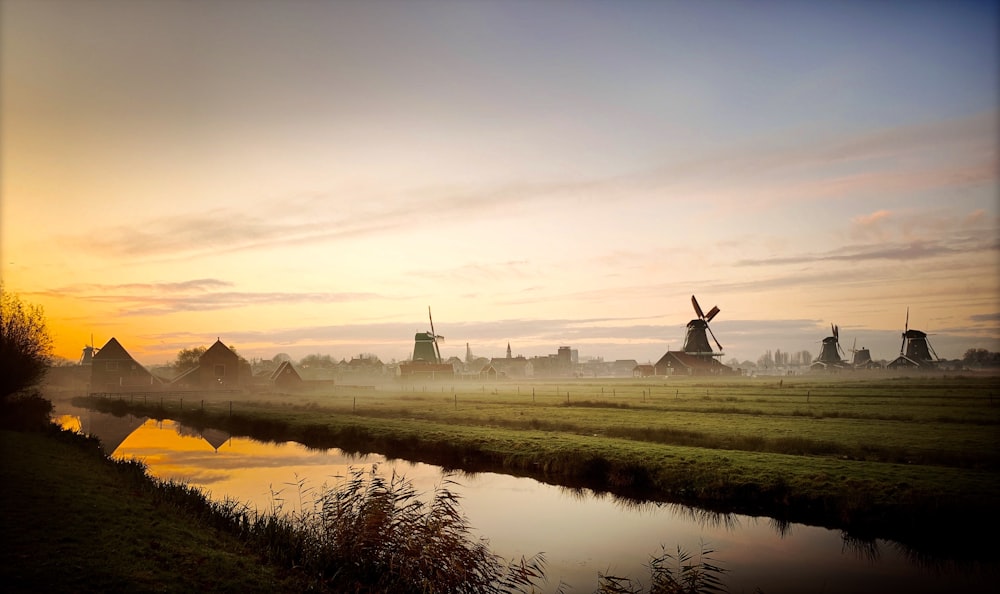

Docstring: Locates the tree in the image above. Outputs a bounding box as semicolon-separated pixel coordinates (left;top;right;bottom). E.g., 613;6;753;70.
174;346;206;373
963;348;1000;366
300;353;333;368
1;285;53;400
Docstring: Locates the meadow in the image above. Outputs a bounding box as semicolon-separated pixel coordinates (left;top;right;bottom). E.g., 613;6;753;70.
80;374;1000;557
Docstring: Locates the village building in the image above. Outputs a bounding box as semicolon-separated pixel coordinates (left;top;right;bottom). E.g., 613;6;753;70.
171;339;251;390
653;351;733;376
90;337;161;392
253;360;304;391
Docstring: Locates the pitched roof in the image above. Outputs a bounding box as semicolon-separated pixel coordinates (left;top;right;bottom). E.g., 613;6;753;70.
655;351;729;370
268;360;302;382
93;337;133;361
169;365;200;384
201;339;237;360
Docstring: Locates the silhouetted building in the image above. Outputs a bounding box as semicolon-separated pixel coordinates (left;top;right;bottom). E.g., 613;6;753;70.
90;337;161;392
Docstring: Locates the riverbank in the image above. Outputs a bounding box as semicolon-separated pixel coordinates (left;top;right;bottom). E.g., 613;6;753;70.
73;375;1000;558
0;426;313;593
1;421;553;593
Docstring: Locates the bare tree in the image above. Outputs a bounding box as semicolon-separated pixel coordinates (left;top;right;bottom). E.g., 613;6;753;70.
1;285;53;400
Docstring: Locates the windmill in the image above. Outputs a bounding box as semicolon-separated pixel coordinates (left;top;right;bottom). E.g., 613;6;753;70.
79;334;99;366
849;337;877;369
895;307;938;367
683;295;723;359
411;306;444;364
814;323;847;368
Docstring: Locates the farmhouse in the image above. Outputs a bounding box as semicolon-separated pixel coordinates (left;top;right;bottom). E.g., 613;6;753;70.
653;351;733;376
171;339;251;390
90;337;161;392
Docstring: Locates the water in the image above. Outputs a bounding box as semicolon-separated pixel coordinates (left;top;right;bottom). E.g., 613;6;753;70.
53;403;996;593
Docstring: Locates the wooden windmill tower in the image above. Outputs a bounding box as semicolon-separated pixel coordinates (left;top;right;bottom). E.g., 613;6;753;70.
411;306;444;364
814;323;847;368
683;295;724;360
890;308;938;368
79;334;99;366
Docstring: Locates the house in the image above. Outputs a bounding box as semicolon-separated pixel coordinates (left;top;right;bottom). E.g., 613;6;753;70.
171;339;251;390
90;337;161;392
253;360;304;391
633;364;656;377
479;364;498;381
653;351;733;376
398;362;455;380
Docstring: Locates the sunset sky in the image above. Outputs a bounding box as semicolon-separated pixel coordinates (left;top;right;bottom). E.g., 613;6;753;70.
2;0;997;366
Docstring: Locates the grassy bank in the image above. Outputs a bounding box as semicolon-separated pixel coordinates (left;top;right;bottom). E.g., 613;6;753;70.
76;375;1000;554
0;426;311;593
0;423;556;593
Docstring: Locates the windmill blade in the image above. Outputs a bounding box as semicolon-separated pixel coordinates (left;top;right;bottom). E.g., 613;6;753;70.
904;307;909;333
900;334;906;356
428;306;436;338
704;305;720;322
927;340;939;361
705;323;723;352
851;337;857;354
691;295;705;320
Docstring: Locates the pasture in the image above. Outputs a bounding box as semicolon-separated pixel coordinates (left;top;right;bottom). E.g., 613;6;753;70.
80;374;1000;553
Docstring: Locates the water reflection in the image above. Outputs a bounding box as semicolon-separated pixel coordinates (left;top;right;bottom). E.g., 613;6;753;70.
52;404;998;593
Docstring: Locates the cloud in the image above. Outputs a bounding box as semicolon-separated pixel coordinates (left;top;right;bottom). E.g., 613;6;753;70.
29;280;384;316
50;279;233;293
969;313;1000;323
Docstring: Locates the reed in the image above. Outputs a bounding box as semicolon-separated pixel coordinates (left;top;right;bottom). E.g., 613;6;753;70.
596;543;729;594
128;458;548;593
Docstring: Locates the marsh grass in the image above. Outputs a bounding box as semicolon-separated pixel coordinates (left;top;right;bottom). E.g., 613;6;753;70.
159;463;547;593
597;543;729;594
255;466;547;593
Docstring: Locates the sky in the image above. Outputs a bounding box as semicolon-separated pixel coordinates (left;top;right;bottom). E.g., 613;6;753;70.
2;0;998;366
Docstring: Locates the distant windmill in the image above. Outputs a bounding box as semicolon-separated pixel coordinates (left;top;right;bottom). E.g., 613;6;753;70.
683;295;723;358
896;307;938;367
849;337;877;369
79;334;99;366
814;323;847;367
411;306;444;364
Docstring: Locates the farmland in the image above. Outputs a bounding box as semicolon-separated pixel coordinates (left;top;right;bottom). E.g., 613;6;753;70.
77;374;1000;557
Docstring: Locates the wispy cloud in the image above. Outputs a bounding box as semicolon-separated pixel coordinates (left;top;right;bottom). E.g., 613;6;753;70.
29;280;384;316
54;110;997;265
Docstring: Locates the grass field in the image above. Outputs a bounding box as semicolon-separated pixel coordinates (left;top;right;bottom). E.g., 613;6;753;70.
77;374;1000;558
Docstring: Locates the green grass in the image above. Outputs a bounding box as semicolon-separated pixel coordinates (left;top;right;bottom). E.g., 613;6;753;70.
1;425;549;593
0;426;311;593
75;375;1000;556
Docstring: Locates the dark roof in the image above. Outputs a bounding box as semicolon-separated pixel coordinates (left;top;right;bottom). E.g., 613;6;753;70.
655;351;729;370
169;365;200;384
93;337;133;361
268;360;302;381
201;339;237;360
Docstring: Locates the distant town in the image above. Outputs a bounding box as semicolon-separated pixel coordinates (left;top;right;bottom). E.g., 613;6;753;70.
47;299;1000;394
